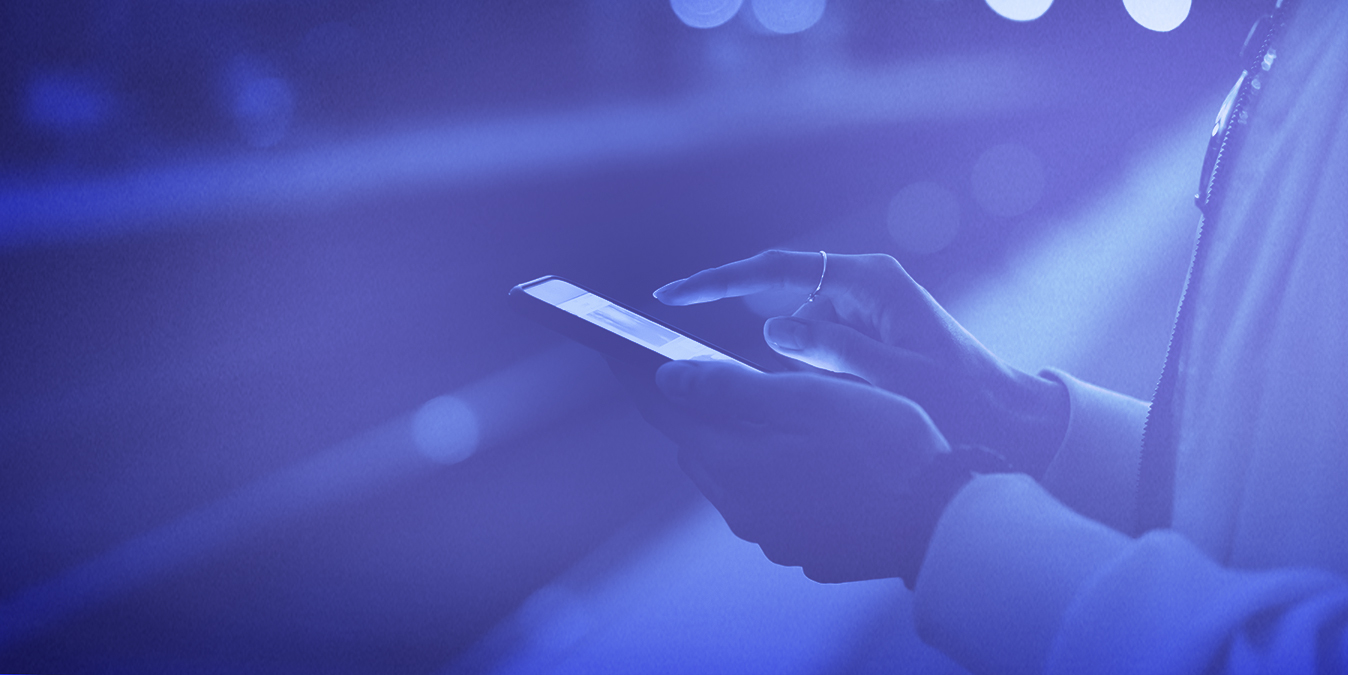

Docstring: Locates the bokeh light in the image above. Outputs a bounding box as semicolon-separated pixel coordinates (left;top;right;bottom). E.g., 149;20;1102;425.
984;0;1053;22
751;0;827;35
1122;0;1191;32
412;395;480;464
671;0;744;29
887;181;961;255
226;57;296;149
24;71;112;133
232;76;295;148
970;142;1045;218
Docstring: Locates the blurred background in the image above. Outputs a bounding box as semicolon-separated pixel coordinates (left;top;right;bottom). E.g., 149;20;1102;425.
1;0;1266;672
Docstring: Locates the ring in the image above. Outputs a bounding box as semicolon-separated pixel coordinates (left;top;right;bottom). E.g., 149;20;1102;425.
805;250;827;302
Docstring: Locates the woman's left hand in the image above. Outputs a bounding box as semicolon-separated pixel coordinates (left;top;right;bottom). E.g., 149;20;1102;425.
640;358;951;583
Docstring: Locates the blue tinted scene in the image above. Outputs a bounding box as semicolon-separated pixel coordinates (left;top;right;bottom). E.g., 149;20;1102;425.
6;1;1340;674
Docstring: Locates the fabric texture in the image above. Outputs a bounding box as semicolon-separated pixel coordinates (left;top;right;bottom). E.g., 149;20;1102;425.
914;2;1348;673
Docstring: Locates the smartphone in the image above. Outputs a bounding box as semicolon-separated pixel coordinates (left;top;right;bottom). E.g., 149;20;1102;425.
509;275;766;372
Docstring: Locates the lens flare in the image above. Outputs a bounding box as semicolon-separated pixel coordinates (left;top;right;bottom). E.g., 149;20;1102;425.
1123;0;1191;32
412;395;480;464
751;0;827;34
671;0;743;29
984;0;1053;22
887;181;961;255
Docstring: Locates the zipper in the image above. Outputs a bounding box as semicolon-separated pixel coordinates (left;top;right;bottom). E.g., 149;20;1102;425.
1134;1;1292;534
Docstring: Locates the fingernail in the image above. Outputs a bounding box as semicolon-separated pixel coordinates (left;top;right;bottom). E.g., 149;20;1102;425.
764;317;807;351
656;360;697;398
653;279;684;302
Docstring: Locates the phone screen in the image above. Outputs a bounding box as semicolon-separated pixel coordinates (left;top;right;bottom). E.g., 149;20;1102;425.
521;278;751;367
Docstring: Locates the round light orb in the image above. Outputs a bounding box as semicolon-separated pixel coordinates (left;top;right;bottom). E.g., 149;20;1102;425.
751;0;827;34
412;395;480;464
671;0;743;29
232;75;294;148
985;0;1053;22
970;143;1045;218
24;71;111;132
1122;0;1190;32
887;182;961;256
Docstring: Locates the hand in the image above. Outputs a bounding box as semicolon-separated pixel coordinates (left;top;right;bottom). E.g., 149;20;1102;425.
654;250;1067;477
635;358;955;584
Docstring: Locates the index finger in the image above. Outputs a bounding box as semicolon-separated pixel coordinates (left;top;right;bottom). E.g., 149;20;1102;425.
654;250;825;306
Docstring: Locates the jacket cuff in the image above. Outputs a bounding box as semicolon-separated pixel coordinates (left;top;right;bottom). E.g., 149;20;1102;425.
1045;530;1344;675
914;473;1132;675
1038;369;1149;534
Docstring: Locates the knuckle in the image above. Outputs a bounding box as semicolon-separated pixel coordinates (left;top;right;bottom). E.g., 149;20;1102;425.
757;540;802;568
863;253;904;279
844;253;892;286
757;249;794;286
802;566;840;584
725;515;765;544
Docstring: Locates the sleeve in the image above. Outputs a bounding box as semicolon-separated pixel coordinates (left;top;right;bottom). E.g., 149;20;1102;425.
1037;368;1148;534
913;473;1348;675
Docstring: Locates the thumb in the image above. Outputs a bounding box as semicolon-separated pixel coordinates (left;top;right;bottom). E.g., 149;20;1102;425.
763;316;932;387
655;359;776;425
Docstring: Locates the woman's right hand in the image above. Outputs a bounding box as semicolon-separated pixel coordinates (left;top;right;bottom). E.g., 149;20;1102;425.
653;250;1068;476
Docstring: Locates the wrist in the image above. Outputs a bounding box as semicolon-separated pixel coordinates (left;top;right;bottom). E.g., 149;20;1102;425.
978;367;1069;478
